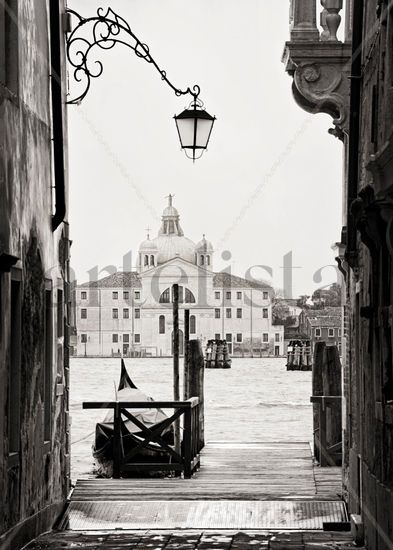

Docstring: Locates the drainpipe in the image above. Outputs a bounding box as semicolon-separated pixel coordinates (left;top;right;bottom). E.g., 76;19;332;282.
346;0;364;265
50;1;66;231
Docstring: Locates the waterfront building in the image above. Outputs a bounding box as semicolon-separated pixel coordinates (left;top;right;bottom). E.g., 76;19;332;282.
298;307;343;356
0;2;70;549
284;1;393;546
74;197;284;357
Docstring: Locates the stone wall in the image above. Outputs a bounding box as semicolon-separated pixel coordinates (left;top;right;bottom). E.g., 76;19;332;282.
0;1;70;548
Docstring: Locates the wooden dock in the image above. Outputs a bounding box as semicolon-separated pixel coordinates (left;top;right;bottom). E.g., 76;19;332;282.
62;441;345;532
71;441;342;502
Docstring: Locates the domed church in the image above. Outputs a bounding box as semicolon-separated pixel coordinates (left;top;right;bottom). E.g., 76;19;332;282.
74;196;284;357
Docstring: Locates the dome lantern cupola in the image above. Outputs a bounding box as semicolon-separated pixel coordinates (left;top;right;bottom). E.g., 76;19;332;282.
138;229;158;272
159;194;184;236
195;234;214;270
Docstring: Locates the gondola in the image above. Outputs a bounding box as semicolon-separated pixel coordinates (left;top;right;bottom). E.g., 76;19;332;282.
93;359;174;476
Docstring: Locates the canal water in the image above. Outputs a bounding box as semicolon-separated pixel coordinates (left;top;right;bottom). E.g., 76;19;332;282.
70;357;313;480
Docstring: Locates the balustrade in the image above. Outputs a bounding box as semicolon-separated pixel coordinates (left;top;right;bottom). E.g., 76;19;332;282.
290;0;345;42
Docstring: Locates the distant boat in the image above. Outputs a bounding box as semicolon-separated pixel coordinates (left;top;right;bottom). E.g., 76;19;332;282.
93;359;173;476
205;339;231;369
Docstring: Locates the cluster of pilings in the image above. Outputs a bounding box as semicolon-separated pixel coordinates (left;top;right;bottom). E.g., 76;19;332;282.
286;340;312;371
204;340;232;369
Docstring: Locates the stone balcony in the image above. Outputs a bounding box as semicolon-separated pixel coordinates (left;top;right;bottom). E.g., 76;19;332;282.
282;0;352;140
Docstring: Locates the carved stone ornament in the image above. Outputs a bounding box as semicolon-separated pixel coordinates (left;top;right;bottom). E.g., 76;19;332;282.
293;58;350;139
283;42;351;140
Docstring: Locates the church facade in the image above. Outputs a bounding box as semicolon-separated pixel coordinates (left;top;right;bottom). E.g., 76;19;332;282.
74;198;284;357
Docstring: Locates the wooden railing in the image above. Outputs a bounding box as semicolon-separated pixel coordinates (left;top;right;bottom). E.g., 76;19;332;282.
310;395;342;466
83;397;201;479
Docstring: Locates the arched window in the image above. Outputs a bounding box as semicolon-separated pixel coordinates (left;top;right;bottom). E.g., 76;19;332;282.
150;255;155;266
200;255;205;266
206;255;210;266
159;287;196;304
184;288;196;304
159;288;171;303
190;315;196;334
159;315;165;334
144;255;149;266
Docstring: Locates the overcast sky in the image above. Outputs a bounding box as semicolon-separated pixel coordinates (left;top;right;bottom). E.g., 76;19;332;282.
68;0;344;297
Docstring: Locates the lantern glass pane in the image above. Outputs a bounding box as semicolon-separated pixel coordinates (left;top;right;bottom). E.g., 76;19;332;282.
176;118;196;148
195;118;214;149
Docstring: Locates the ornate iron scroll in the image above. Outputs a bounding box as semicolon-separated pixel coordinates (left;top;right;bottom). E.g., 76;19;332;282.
66;8;201;104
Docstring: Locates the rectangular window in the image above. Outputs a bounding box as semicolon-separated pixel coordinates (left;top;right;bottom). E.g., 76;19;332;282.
9;273;22;457
215;291;220;300
263;291;269;300
112;334;118;343
123;308;129;319
236;333;243;343
215;333;221;340
236;308;242;319
81;308;87;319
226;333;232;343
263;308;268;318
315;328;321;337
263;333;269;343
123;291;129;300
226;308;232;319
81;291;87;300
81;333;87;343
275;333;280;343
123;334;129;343
112;291;118;300
112;308;118;319
135;333;141;343
226;291;231;300
135;308;140;319
135;291;140;300
237;291;242;300
328;328;335;337
215;308;221;319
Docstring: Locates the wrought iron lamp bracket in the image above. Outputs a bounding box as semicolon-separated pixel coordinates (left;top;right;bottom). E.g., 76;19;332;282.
65;7;201;105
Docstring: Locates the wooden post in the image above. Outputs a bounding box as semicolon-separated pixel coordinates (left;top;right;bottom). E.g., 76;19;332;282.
184;309;190;400
183;407;192;479
172;284;181;458
312;341;325;462
187;339;205;451
322;345;342;464
113;403;121;478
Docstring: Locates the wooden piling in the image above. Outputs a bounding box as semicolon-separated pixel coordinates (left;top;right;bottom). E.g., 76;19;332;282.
183;309;190;400
323;345;342;456
186;339;205;452
312;342;325;462
172;284;180;457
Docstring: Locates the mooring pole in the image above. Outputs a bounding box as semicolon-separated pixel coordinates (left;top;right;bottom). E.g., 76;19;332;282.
172;284;180;457
184;308;190;399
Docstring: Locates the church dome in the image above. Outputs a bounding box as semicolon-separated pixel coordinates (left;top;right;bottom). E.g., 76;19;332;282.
139;236;158;252
195;235;213;253
152;235;196;264
162;204;179;218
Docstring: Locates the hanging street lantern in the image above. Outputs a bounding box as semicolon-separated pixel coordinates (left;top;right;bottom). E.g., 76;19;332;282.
65;7;215;161
174;97;216;162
